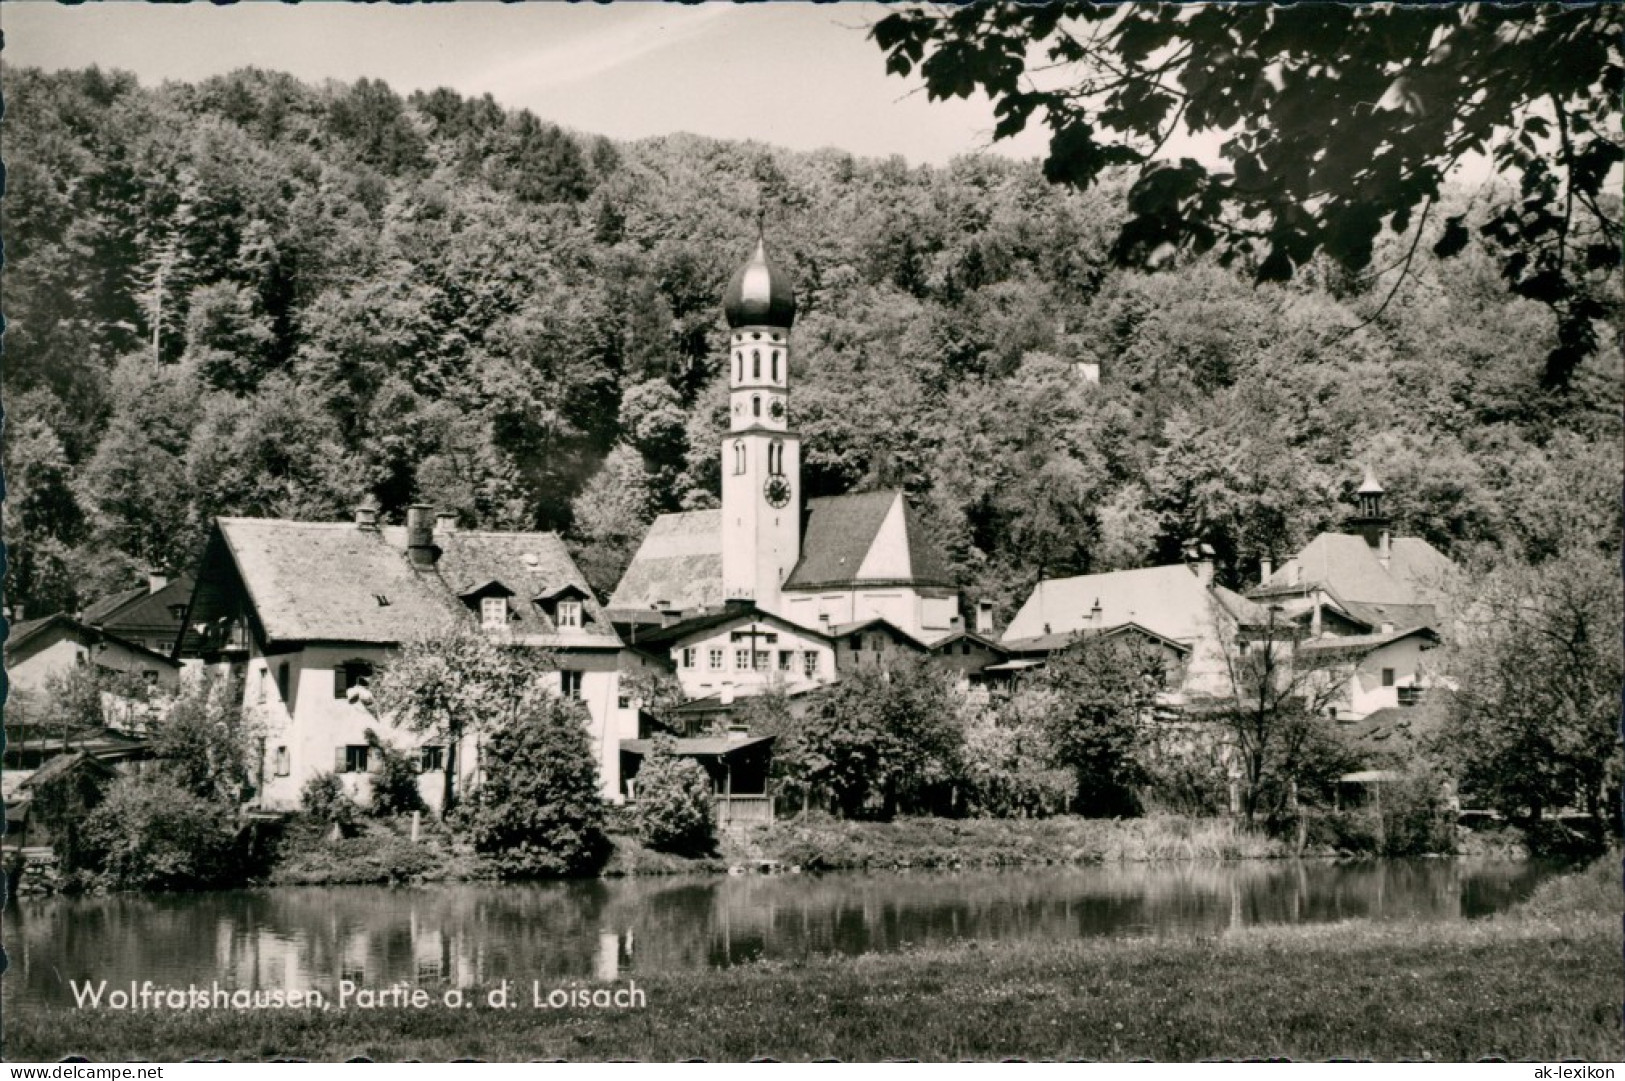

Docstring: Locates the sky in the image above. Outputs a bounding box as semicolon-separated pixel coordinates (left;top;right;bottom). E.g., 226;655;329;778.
0;2;1059;166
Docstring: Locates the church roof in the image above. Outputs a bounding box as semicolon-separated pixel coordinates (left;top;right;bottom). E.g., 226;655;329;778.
605;509;724;623
783;490;955;592
723;235;797;329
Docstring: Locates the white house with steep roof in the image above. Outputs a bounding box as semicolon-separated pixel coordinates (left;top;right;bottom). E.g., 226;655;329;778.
182;507;635;811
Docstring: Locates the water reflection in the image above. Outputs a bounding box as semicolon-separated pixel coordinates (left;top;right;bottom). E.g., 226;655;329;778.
4;859;1554;1006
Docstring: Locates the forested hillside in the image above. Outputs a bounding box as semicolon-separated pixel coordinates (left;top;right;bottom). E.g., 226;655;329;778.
3;67;1620;620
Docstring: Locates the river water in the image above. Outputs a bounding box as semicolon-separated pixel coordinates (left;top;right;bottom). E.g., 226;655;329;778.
2;859;1556;1006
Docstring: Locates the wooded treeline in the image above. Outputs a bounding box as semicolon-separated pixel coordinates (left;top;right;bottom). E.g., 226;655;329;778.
4;66;1620;619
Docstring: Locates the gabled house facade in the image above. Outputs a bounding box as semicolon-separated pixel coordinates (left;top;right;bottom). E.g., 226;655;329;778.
627;600;836;705
4;614;182;696
181;505;635;812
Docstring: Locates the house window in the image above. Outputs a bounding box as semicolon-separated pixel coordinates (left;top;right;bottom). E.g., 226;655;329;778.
334;660;374;698
482;597;508;630
850;635;862;652
733;441;746;475
778;650;793;671
1398;686;1424;707
618;694;632;709
556;600;582;629
1381;668;1395;688
257;668;268;704
276;662;291;702
735;351;743;381
709;648;724;670
753;350;761;379
869;634;885;652
560;670;583;699
753;650;769;671
803;651;819;678
681;647;697;669
143;669;160;685
273;746;290;777
735;649;750;670
420;745;445;773
340;745;370;774
961;641;973;656
753;395;762;418
771;350;780;381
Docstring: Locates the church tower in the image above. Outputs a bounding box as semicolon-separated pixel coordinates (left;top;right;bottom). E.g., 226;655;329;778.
719;230;800;613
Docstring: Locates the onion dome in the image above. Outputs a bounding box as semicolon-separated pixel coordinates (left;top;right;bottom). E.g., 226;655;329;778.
723;235;797;329
1357;464;1385;494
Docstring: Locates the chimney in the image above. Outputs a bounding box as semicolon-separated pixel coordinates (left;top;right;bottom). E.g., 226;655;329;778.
1188;543;1214;587
355;500;380;531
975;599;995;636
1087;597;1103;627
1380;620;1395;635
147;570;169;595
1377;529;1391;570
435;510;459;536
1259;555;1273;583
406;504;439;568
1311;589;1324;638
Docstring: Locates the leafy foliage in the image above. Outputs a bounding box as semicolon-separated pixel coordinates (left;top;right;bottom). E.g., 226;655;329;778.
148;672;259;804
370;622;557;813
873;3;1623;387
779;661;967;819
1439;546;1623;846
455;697;611;878
300;771;360;832
79;776;242;891
630;736;717;856
1027;634;1172;816
363;728;428;818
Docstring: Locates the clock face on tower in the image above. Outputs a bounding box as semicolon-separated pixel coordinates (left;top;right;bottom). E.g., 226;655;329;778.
764;475;792;508
768;398;786;421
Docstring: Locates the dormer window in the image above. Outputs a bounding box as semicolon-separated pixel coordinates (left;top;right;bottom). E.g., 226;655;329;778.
535;583;593;630
481;596;508;629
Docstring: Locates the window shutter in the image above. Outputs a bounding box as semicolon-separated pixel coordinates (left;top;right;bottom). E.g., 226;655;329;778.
335;746;348;773
367;747;382;774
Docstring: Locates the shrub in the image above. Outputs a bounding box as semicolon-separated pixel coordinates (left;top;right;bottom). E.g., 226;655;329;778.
78;776;242;891
301;771;359;831
456;697;610;877
364;729;427;817
1375;770;1457;856
631;738;717;856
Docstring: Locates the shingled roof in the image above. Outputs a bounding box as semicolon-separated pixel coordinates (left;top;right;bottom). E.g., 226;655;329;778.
783;490;954;591
606;510;724;623
189;517;619;650
1254;532;1457;629
1002;564;1256;647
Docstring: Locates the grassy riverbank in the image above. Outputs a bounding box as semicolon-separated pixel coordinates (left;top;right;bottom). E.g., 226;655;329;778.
722;813;1308;870
6;853;1617;1061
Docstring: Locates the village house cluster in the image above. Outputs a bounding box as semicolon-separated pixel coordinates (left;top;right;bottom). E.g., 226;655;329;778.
4;230;1457;831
